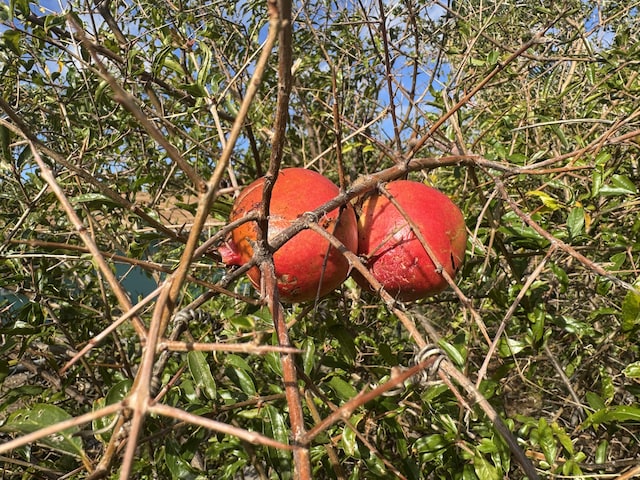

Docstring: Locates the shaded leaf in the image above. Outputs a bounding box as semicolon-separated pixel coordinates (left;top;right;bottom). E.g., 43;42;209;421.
328;376;358;402
188;350;217;400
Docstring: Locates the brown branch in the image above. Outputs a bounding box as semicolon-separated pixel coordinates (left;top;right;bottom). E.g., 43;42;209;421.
305;222;539;479
0;115;189;246
27;143;146;339
148;403;300;451
268;0;293;171
69;17;206;194
407;15;563;159
118;283;175;478
261;261;311;477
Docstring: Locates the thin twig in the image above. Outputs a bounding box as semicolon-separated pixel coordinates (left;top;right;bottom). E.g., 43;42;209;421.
68;16;205;193
156;340;302;354
476;246;557;386
301;354;439;443
27;142;147;339
148;403;299;451
0;402;124;455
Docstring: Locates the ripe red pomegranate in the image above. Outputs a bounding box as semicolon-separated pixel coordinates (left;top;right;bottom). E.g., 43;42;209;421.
356;180;466;301
219;168;358;303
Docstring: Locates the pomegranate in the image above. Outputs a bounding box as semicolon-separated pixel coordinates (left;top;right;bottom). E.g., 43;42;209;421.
219;168;358;303
356;180;466;301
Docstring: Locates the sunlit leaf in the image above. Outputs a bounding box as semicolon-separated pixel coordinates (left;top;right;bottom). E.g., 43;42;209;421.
1;404;83;458
623;361;640;379
526;190;562;211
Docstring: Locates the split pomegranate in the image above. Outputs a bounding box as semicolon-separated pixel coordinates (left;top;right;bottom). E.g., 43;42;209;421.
219;168;358;303
356;180;467;301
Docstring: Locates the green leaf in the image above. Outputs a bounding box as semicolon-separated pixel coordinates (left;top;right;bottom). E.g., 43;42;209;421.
330;325;356;364
549;124;569;149
2;29;22;55
342;414;363;457
623;361;640;379
302;337;316;376
179;82;207;97
487;50;500;65
1;404;84;457
586;63;596;84
0;124;11;162
621;286;640;332
497;337;527;357
93;380;131;443
196;43;212;87
164;437;199;480
585;391;606;410
263;404;289;446
551;422;574;456
591;166;604;198
595;440;608;464
611;174;637;194
152;45;175;78
584;405;640;428
566;206;585;238
537;418;557;465
594;151;611;166
598;174;638;196
473;453;500;480
224;356;256;396
438;339;465;366
70;193;115;205
328;376;358;401
262;405;292;479
0;358;8;383
187;350;217;400
224;354;252;372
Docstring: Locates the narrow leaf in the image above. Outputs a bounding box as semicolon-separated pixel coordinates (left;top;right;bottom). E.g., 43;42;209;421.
187;350;217;400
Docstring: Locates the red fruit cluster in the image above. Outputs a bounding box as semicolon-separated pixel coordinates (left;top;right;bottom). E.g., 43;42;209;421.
356;180;467;301
219;168;358;303
220;170;466;303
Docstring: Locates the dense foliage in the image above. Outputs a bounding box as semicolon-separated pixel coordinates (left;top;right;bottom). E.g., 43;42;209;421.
1;0;639;478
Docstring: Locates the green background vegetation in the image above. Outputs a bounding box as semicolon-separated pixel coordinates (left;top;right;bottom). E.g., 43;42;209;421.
0;0;639;478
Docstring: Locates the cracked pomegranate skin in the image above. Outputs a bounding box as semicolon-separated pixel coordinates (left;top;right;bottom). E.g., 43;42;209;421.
357;180;467;301
219;168;358;303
